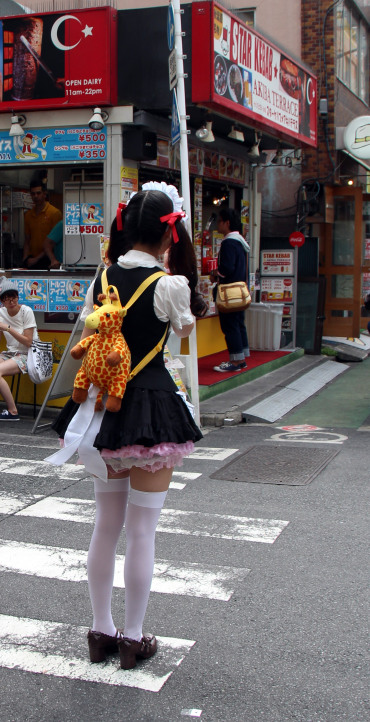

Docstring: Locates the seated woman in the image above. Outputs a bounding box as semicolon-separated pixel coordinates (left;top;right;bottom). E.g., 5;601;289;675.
0;279;37;421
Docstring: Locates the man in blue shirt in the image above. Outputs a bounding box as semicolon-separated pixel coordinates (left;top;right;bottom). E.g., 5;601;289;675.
212;208;250;372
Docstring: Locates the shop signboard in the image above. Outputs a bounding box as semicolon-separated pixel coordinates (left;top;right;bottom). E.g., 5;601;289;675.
192;2;317;147
261;250;293;275
48;278;89;313
15;277;48;311
0;126;107;165
0;7;117;111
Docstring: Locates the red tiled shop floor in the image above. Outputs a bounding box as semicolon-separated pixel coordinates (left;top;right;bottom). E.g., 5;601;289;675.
198;349;290;386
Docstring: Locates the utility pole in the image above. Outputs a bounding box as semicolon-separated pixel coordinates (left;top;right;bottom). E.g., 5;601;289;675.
170;0;200;424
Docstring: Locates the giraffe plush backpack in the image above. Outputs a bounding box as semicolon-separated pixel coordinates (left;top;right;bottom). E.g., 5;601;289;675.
70;269;167;412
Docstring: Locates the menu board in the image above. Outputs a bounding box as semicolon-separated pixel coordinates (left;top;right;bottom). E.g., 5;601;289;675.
261;277;293;302
0;126;107;165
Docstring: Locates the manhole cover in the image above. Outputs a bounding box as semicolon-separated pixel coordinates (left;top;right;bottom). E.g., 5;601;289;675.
209;445;340;485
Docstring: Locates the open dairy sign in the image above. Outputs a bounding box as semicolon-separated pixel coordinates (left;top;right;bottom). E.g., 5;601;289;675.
0;6;117;111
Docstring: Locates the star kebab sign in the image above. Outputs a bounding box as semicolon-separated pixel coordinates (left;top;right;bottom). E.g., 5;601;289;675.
192;1;317;148
0;6;117;111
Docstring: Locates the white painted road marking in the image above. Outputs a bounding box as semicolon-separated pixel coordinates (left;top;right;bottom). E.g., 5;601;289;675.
16;496;289;543
0;456;87;481
188;447;239;460
0;433;59;449
0;492;43;515
0;614;195;692
269;431;348;444
0;539;249;600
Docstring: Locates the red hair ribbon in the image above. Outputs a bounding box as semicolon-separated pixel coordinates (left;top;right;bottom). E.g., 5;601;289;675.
160;210;186;243
116;202;127;231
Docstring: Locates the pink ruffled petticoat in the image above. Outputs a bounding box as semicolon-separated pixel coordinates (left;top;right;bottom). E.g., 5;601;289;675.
100;441;195;473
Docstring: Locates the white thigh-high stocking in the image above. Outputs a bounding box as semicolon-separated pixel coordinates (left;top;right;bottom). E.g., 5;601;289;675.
87;476;130;636
124;488;168;641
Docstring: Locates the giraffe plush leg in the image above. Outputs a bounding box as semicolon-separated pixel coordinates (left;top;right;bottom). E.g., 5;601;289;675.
95;391;104;411
105;395;122;412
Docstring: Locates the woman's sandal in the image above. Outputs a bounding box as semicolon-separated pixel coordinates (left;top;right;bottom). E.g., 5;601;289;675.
118;634;158;670
87;629;123;663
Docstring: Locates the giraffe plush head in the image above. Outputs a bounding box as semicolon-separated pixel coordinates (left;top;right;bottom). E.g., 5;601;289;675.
70;285;131;412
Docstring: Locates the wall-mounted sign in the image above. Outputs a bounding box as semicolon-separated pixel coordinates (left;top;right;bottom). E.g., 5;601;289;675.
192;2;317;147
171;89;181;145
120;166;138;201
0;126;107;164
261;250;293;275
0;7;117;111
289;231;305;248
343;115;370;161
65;201;104;235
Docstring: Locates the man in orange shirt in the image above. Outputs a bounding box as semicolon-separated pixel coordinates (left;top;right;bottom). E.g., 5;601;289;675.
22;181;62;270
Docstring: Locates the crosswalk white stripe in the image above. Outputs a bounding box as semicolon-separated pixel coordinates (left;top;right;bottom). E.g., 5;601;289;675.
188;447;238;460
0;539;250;600
0;492;43;515
0;459;202;485
0;457;87;481
0;433;59;449
0;614;195;692
16;496;289;543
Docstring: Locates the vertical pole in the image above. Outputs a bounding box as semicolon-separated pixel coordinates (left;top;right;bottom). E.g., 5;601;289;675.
172;0;200;425
292;246;298;348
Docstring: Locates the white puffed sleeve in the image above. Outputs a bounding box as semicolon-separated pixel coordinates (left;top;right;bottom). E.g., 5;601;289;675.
154;275;194;330
80;280;95;322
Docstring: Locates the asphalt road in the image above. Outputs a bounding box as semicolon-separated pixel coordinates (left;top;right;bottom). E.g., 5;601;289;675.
0;363;368;722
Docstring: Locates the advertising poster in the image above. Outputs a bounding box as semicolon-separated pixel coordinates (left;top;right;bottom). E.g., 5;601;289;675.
282;303;293;330
261;250;293;275
65;201;104;235
120;166;138;202
0;126;107;165
16;277;48;311
241;199;250;245
365;239;370;261
362;272;370;297
0;7;117;111
192;3;317;147
261;277;293;302
48;278;89;313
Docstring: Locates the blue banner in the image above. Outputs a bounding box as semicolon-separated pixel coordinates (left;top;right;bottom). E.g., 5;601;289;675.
0;127;107;164
48;278;90;313
15;278;48;312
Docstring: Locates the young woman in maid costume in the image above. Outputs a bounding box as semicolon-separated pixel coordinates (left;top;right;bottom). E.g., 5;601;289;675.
46;183;203;670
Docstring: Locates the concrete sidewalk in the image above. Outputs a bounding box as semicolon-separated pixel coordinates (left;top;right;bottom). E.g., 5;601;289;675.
199;353;369;427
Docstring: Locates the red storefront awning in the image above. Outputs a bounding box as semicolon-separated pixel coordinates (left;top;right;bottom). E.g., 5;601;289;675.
192;1;317;148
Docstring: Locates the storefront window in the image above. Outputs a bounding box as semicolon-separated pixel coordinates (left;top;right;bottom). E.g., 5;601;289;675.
332;197;355;266
331;275;354;298
235;7;256;27
336;1;369;103
363;200;370;264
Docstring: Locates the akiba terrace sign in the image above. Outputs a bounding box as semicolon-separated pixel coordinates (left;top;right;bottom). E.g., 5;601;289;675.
192;1;317;147
0;6;117;111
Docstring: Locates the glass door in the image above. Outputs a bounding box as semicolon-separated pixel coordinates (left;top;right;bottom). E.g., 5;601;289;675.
323;186;363;337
